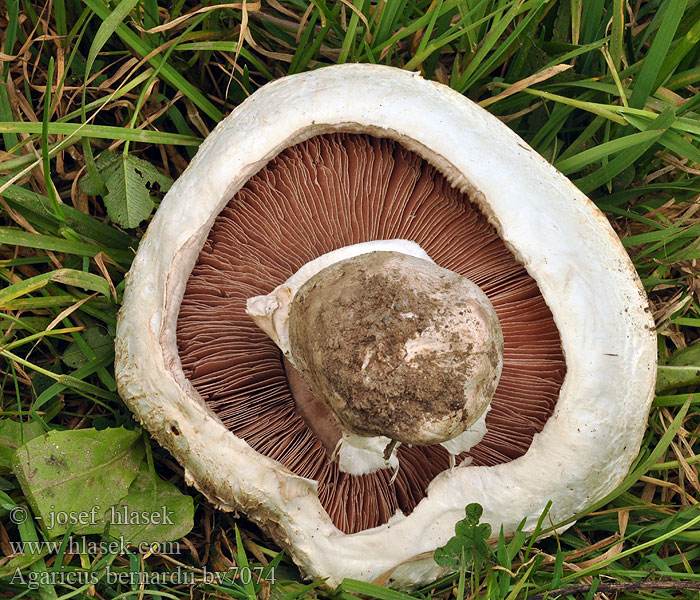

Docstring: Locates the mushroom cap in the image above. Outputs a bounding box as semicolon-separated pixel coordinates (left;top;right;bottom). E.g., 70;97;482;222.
287;250;503;446
115;64;656;589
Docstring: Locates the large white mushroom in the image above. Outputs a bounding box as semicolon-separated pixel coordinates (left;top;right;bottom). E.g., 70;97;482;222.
115;64;656;589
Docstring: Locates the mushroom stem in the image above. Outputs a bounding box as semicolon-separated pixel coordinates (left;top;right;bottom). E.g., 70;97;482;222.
284;357;341;453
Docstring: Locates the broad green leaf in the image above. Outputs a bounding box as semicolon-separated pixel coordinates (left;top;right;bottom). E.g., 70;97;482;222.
657;342;700;391
656;366;700;392
0;420;45;470
12;427;144;537
668;342;700;365
108;462;194;545
465;502;483;525
62;328;114;369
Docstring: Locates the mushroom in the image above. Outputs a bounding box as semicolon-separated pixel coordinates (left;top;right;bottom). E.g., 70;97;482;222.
115;64;656;589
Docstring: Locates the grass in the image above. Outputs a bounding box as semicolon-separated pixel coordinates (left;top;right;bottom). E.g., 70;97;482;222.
1;0;699;598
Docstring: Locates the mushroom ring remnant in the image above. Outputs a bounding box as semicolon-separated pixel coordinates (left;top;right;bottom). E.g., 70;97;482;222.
115;64;657;589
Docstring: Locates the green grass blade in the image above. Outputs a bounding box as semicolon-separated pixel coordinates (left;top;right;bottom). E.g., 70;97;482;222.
1;348;119;402
573;109;675;193
525;91;627;124
550;395;692;534
0;269;112;306
555;130;662;175
83;0;140;96
0;0;19;150
176;42;273;80
654;7;700;89
338;0;366;64
0;228;133;265
610;0;624;71
561;510;700;584
41;57;66;227
373;0;409;47
0;121;201;145
82;0;222;121
1;189;133;249
341;579;420;600
32;349;116;414
234;526;257;600
454;0;521;91
628;0;688;108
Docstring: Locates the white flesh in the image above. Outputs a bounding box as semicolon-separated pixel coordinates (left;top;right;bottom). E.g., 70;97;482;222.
116;64;656;589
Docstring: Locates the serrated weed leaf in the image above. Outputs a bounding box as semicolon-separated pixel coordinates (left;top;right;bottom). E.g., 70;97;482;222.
80;150;173;228
79;150;122;196
104;154;172;228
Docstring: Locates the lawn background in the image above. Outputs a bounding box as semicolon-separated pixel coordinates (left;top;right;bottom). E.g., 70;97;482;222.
1;0;699;599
